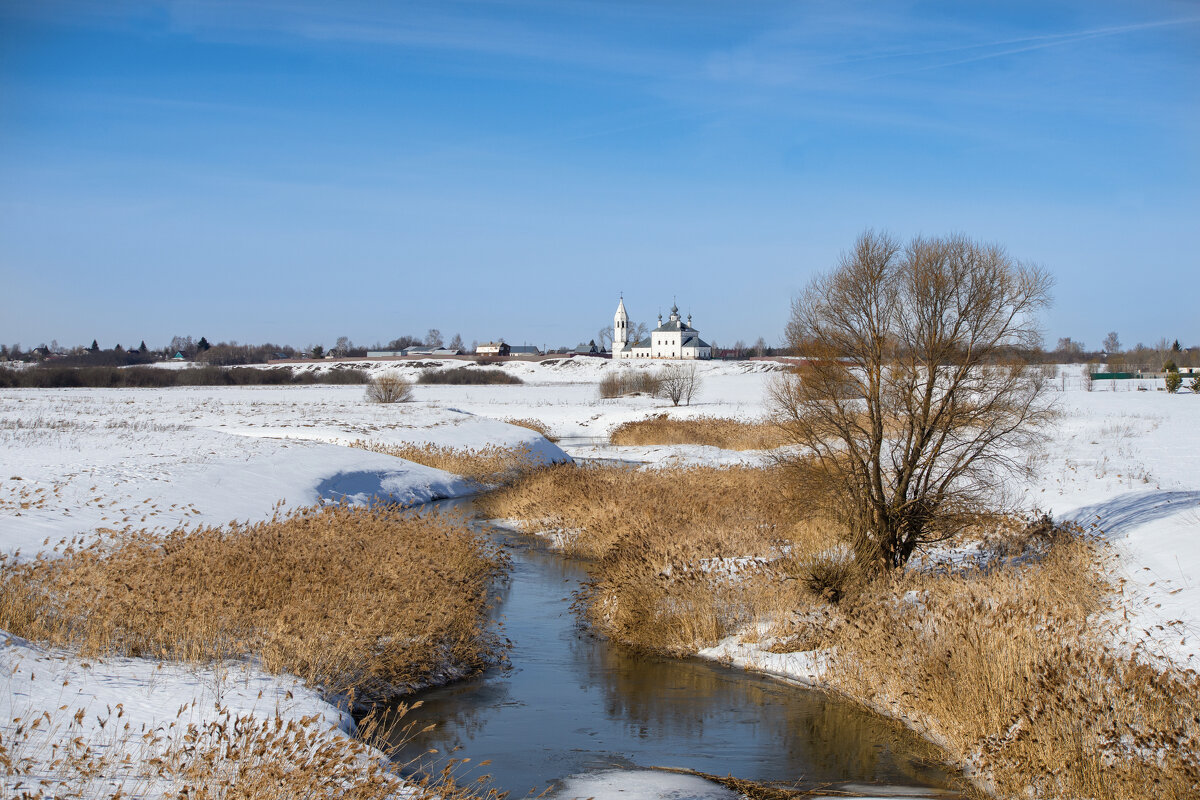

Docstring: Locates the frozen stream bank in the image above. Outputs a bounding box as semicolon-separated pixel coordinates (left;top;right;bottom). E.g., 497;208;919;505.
382;499;964;800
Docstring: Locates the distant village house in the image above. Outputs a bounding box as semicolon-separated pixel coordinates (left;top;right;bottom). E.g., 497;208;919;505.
475;342;511;357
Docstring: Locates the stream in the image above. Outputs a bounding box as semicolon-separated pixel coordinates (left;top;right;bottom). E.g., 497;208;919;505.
382;498;964;799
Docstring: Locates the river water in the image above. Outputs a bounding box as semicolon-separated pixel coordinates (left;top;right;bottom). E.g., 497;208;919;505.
383;500;963;799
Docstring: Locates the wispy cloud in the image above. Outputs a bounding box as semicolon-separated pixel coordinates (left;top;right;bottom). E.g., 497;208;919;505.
855;16;1200;81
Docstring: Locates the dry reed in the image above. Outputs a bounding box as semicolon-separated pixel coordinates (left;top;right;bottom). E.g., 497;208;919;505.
482;462;1200;798
501;417;559;442
351;439;537;485
609;415;786;451
0;698;501;799
0;505;504;705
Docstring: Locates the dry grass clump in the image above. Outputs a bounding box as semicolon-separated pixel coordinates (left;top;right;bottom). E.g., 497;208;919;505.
0;505;503;704
479;463;809;652
598;370;663;398
0;701;500;799
804;532;1200;799
365;374;414;403
416;367;522;385
502;417;559;441
352;440;537;485
610;414;786;451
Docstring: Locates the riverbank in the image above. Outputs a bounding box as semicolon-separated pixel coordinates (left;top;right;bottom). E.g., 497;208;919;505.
478;372;1200;800
0;386;568;797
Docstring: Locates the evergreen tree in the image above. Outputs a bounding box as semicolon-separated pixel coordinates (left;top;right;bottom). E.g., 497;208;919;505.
90;339;99;352
138;340;148;353
197;336;211;351
1172;339;1182;352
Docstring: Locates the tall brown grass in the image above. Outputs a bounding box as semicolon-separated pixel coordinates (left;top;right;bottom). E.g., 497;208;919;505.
502;417;559;442
0;698;501;799
483;462;1200;798
815;531;1200;799
351;440;537;485
0;505;503;705
478;463;810;653
609;415;785;451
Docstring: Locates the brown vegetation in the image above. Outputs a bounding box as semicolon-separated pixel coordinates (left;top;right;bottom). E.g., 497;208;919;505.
478;463;808;652
0;365;369;388
502;417;559;441
352;440;537;485
416;367;522;385
0;699;501;799
609;415;785;451
0;505;503;704
598;370;663;399
811;532;1200;799
483;462;1200;798
365;374;415;403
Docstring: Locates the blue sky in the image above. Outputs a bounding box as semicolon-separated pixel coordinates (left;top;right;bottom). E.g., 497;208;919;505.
1;1;1197;351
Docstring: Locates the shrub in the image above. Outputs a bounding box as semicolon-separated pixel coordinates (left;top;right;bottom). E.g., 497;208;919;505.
1165;370;1182;394
417;367;523;385
788;547;860;604
598;370;663;399
366;374;414;403
1192;375;1200;393
321;366;371;384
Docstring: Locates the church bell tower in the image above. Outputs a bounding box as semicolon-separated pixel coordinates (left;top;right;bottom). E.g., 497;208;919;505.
613;296;628;357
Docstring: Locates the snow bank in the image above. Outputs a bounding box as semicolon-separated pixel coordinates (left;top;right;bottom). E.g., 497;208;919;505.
0;384;567;794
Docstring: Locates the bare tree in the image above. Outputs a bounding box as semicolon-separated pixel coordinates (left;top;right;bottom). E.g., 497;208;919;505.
658;362;702;407
386;335;418;350
597;325;614;351
425;329;444;348
448;333;464;351
770;230;1053;572
1102;331;1121;354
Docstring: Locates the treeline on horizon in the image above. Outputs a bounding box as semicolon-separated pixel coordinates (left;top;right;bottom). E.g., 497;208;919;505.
0;365;370;389
1;331;1195;371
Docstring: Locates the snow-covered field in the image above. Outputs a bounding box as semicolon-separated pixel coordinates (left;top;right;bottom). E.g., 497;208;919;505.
2;358;1198;795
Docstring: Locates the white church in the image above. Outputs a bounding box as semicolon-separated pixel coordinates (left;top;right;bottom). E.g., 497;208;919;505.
612;297;712;360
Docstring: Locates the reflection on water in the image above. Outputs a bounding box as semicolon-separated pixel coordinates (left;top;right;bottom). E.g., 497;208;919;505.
381;508;960;798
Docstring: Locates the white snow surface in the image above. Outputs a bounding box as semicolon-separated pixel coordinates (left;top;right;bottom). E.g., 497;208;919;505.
0;383;567;793
551;769;743;799
2;359;1199;794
